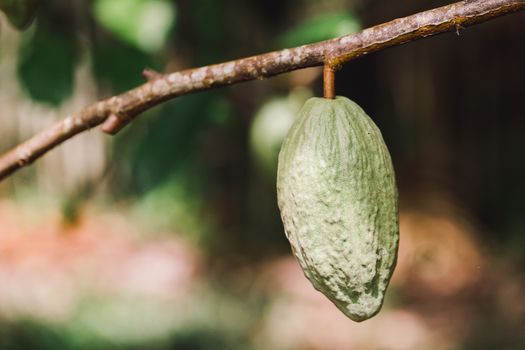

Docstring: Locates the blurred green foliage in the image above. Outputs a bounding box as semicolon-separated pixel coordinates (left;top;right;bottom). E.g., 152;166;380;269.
249;88;311;175
1;0;525;349
278;11;360;47
116;93;220;193
93;0;176;53
17;22;77;105
92;39;157;93
0;0;40;30
0;287;260;350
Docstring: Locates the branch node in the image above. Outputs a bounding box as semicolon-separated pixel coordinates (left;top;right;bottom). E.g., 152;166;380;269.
101;114;125;135
143;68;164;82
454;18;466;35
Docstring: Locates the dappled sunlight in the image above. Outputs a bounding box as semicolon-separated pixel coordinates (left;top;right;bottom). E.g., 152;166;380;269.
395;191;485;298
249;189;520;350
257;258;445;350
0;189;524;348
0;200;200;325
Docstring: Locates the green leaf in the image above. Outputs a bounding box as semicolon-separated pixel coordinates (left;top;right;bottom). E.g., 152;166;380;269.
17;24;76;106
0;0;40;30
92;39;157;93
250;88;312;175
112;92;227;194
93;0;176;53
278;12;360;47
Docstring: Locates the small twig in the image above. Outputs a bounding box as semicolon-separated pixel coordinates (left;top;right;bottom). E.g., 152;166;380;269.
0;0;523;181
100;113;124;135
142;68;163;82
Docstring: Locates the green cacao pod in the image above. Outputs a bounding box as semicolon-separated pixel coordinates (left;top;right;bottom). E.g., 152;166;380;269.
277;96;399;321
0;0;40;30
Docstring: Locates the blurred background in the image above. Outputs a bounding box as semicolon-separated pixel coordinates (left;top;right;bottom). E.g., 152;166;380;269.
0;0;524;349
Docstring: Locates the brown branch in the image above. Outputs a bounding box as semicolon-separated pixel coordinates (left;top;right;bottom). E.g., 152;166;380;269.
0;0;523;181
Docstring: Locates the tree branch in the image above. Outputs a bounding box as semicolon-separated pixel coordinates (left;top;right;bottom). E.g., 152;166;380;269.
0;0;523;181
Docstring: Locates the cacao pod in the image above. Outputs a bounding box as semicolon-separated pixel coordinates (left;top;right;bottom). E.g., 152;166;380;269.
277;96;399;321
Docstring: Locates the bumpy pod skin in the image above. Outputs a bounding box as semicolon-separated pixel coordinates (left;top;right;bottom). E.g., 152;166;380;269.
277;96;399;322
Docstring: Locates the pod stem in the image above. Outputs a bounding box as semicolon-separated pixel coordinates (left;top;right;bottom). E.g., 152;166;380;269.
323;64;335;99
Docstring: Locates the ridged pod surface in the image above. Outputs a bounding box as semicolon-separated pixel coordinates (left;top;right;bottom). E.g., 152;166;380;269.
277;96;399;321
